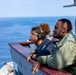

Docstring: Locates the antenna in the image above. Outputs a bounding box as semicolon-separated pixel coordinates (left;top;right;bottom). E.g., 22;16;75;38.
74;0;76;4
75;19;76;33
63;0;76;7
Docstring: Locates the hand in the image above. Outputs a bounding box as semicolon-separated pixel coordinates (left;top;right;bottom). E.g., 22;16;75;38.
32;54;36;60
32;61;41;74
30;50;35;55
27;56;31;62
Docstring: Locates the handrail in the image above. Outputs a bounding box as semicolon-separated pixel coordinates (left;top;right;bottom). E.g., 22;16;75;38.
8;41;71;75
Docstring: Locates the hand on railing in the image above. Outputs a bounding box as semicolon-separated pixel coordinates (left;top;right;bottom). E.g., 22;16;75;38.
32;61;41;74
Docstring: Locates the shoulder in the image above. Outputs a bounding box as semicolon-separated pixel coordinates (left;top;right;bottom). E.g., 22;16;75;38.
42;38;52;46
46;34;53;41
66;31;76;43
57;31;76;47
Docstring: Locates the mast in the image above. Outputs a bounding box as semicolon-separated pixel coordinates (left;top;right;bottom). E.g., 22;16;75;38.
75;19;76;33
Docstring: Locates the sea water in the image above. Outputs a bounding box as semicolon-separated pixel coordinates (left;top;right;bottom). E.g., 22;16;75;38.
0;16;76;68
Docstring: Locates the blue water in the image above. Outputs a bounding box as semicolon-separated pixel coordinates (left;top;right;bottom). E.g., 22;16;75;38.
0;16;76;68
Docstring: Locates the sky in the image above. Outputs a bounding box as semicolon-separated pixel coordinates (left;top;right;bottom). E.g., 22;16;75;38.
0;0;76;17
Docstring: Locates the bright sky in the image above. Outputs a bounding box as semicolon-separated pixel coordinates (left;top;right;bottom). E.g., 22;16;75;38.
0;0;76;17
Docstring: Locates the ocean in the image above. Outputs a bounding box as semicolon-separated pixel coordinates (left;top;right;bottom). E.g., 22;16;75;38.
0;16;76;68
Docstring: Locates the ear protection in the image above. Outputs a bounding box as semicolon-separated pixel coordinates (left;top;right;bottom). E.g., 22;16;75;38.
38;27;43;39
38;26;46;39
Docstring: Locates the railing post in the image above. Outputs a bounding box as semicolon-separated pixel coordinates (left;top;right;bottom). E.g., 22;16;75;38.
75;19;76;33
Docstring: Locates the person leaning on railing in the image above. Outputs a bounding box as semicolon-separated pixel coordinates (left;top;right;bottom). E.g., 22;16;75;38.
32;18;76;75
27;23;56;61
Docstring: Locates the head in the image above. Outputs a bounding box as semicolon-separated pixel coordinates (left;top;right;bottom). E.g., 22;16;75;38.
30;23;50;43
53;18;72;40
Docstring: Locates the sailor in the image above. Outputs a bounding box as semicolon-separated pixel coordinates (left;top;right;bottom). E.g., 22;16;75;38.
32;18;76;75
27;23;56;61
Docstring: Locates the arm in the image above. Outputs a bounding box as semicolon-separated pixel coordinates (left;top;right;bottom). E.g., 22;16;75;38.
37;41;76;69
27;50;36;61
30;50;36;55
36;50;50;58
32;40;76;74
